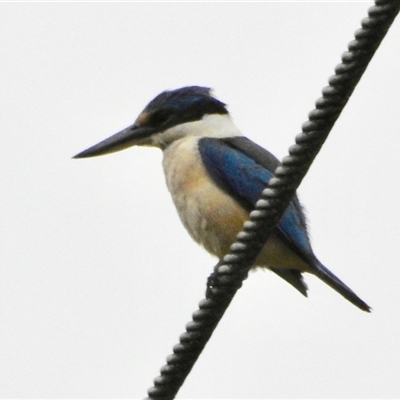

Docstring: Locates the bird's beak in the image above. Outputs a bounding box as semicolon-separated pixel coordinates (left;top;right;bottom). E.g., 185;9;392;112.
73;123;157;159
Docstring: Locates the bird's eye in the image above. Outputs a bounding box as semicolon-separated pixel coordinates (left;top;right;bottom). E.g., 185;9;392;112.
149;110;171;126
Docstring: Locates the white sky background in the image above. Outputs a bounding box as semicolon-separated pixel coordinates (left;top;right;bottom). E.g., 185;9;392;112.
1;2;400;399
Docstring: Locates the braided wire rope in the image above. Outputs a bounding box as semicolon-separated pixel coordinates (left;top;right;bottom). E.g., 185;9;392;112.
146;1;400;399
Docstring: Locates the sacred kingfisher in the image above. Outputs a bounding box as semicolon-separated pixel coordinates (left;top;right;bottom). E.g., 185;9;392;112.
74;86;370;312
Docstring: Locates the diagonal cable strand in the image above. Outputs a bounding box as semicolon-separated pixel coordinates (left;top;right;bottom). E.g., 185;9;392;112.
146;1;400;399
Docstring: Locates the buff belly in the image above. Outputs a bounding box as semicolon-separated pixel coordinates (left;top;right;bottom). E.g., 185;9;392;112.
162;137;310;271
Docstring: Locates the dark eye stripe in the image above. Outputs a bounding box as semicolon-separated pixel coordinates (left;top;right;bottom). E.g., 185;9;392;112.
149;110;171;126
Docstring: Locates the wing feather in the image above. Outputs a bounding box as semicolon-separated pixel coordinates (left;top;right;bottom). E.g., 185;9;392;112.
198;137;314;262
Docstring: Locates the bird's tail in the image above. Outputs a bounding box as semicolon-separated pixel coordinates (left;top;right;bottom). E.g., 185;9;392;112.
312;260;371;312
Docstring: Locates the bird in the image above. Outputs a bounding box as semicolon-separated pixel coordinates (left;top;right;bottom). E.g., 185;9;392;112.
74;86;370;312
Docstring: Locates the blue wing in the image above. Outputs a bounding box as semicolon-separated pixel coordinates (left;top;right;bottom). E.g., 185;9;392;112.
198;136;314;264
198;137;371;312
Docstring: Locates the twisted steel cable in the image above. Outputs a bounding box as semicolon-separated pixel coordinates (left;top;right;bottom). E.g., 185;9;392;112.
146;1;400;399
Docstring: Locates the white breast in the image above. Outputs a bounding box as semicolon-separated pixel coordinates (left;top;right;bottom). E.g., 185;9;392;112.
162;136;249;258
160;118;310;271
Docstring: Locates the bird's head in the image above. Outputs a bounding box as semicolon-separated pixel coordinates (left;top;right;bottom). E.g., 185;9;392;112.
74;86;230;158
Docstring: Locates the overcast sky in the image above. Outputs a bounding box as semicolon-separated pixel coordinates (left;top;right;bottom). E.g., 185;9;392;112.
1;2;400;399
